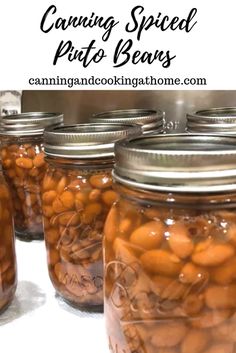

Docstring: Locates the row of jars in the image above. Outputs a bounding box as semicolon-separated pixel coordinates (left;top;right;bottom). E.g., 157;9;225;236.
0;109;163;312
1;107;236;353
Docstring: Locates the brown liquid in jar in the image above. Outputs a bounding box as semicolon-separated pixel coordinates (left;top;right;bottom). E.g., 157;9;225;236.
1;136;47;240
0;178;17;312
104;185;236;353
42;160;118;309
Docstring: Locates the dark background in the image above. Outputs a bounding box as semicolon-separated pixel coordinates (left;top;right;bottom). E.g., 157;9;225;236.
22;91;236;132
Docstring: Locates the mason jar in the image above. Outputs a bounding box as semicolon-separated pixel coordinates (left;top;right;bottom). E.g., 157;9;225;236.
104;134;236;353
0;112;63;241
186;107;236;134
90;109;164;134
0;169;17;312
42;123;141;310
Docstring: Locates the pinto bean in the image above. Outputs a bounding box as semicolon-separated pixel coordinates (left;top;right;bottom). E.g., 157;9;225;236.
42;190;57;205
15;157;33;169
192;243;235;267
151;275;173;296
56;176;68;194
151;322;187;347
59;191;75;209
33;152;45;168
46;228;60;244
119;218;132;234
43;175;57;191
141;250;183;276
89;173;112;189
168;223;194;259
101;190;118;206
182;294;204;316
42;205;54;218
81;203;102;224
130;220;165;250
104;207;118;242
210;257;236;285
226;224;236;245
75;192;89;205
213;318;236;342
202;343;234;353
205;285;236;309
179;262;209;284
181;329;209;353
52;198;67;214
191;309;231;328
58;212;80;227
89;189;101;201
113;238;139;265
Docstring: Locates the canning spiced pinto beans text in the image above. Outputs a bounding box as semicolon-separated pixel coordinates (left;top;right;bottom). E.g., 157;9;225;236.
42;166;117;307
40;5;197;68
104;198;236;353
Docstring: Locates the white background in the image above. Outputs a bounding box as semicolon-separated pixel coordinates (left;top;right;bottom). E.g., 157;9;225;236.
0;0;236;89
0;240;109;353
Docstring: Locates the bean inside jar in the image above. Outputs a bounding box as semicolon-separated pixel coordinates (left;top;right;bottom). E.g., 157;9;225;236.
0;175;17;312
104;134;236;353
0;112;64;241
1;136;47;240
42;123;141;309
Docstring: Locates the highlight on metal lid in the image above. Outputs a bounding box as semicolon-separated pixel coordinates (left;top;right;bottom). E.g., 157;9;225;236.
90;109;164;133
1;112;64;136
44;123;142;158
186;107;236;133
113;133;236;193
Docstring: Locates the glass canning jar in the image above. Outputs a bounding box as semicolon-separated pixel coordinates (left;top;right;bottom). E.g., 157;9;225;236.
104;134;236;353
0;169;17;312
186;107;236;134
42;123;141;310
90;109;164;134
0;112;63;241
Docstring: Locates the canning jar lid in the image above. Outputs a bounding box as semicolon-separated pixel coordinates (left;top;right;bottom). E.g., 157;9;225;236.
114;134;236;193
186;107;236;133
44;123;141;159
90;109;164;133
1;112;64;136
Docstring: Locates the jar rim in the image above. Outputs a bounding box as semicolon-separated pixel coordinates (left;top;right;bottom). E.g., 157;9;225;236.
1;112;63;136
90;108;164;133
113;133;236;193
44;123;142;159
186;107;236;133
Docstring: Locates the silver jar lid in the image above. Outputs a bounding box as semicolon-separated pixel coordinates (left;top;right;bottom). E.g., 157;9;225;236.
91;109;164;133
114;134;236;193
1;112;64;136
186;107;236;133
44;123;141;159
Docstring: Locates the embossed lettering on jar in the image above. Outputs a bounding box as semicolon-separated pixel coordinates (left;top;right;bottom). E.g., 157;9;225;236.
104;134;236;353
0;112;63;241
42;123;141;309
0;171;17;312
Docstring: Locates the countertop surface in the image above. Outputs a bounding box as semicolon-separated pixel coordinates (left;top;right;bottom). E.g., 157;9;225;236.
0;239;109;353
